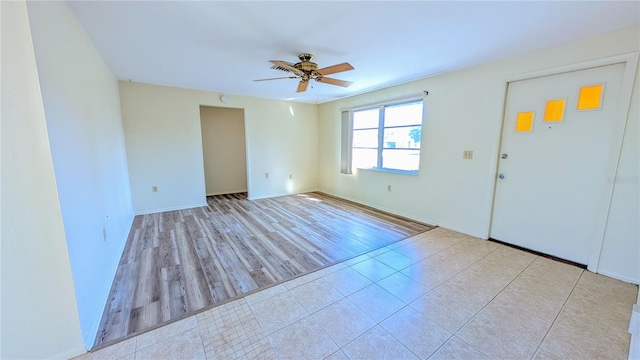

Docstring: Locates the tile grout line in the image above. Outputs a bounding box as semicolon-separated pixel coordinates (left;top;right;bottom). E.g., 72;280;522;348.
312;245;424;358
533;268;585;358
420;244;508;359
457;253;585;359
325;238;471;360
438;245;542;359
194;312;206;360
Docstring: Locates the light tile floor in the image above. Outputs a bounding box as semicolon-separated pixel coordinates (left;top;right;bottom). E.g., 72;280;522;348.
76;227;638;360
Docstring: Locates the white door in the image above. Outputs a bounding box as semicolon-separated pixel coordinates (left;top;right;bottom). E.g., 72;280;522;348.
491;63;626;265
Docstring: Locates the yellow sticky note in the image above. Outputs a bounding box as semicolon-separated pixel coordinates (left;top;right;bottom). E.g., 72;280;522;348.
515;111;534;133
577;84;603;110
544;99;566;122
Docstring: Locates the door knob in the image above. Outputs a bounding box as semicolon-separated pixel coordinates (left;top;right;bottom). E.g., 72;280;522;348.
498;173;506;179
501;153;508;159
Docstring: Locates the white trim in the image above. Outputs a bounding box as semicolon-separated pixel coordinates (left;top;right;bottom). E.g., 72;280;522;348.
430;221;488;241
629;294;640;360
197;104;250;202
320;190;488;240
340;92;425;112
356;167;419;176
487;52;640;275
52;346;87;360
134;202;208;215
206;190;248;196
349;98;425;173
588;53;639;273
85;214;134;349
596;269;640;285
319;190;432;223
243;114;252;200
483;82;510;239
505;53;639;82
247;188;319;201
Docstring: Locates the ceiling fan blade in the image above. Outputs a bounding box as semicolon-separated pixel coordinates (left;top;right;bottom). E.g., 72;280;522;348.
297;80;309;93
270;60;303;76
316;77;353;88
316;62;354;76
253;76;298;82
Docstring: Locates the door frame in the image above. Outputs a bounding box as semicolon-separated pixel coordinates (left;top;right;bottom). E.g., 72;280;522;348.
198;105;251;198
486;52;639;273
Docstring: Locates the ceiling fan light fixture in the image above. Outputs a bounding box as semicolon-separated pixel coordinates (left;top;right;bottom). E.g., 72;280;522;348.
255;53;354;93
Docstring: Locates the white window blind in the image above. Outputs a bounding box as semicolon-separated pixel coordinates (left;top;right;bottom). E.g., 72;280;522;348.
340;110;353;174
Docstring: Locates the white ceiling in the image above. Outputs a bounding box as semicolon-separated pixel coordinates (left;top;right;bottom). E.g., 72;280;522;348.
66;1;639;104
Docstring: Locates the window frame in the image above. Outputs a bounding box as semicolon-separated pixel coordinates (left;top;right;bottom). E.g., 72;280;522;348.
350;98;424;175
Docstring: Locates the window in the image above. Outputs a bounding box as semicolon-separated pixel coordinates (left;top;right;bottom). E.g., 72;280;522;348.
351;99;423;174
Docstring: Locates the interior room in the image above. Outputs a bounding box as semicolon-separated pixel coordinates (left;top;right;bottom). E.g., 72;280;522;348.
2;1;639;359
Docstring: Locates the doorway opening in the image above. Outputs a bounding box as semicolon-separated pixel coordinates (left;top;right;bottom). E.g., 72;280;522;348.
200;106;248;197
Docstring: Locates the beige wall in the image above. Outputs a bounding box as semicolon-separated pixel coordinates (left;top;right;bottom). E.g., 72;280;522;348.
27;1;134;347
120;82;319;214
318;26;640;283
200;106;248;195
1;1;85;358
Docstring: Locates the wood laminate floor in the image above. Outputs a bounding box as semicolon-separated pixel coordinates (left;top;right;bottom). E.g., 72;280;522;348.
94;192;433;347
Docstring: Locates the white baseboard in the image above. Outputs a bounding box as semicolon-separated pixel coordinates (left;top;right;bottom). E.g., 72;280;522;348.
630;335;639;360
318;190;432;223
596;269;640;285
206;189;248;196
247;188;319;201
53;345;87;360
434;221;488;240
629;301;640;360
134;202;207;216
84;214;135;349
317;191;487;240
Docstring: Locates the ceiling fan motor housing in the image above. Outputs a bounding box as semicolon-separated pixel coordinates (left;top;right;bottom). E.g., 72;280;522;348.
259;53;353;91
294;53;319;81
294;61;318;72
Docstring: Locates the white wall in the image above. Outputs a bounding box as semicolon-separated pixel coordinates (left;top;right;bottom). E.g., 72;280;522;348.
120;81;319;214
200;106;248;195
0;1;85;358
26;1;134;348
630;293;640;360
318;26;640;283
597;59;640;284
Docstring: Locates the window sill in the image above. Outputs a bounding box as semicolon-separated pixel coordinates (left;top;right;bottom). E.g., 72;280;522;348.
356;167;419;176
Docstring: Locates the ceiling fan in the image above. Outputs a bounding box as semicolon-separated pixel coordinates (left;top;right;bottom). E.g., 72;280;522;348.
254;53;354;93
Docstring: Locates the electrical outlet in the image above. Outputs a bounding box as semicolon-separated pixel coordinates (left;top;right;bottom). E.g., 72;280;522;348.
265;172;269;179
463;150;473;160
152;186;158;192
387;185;392;192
